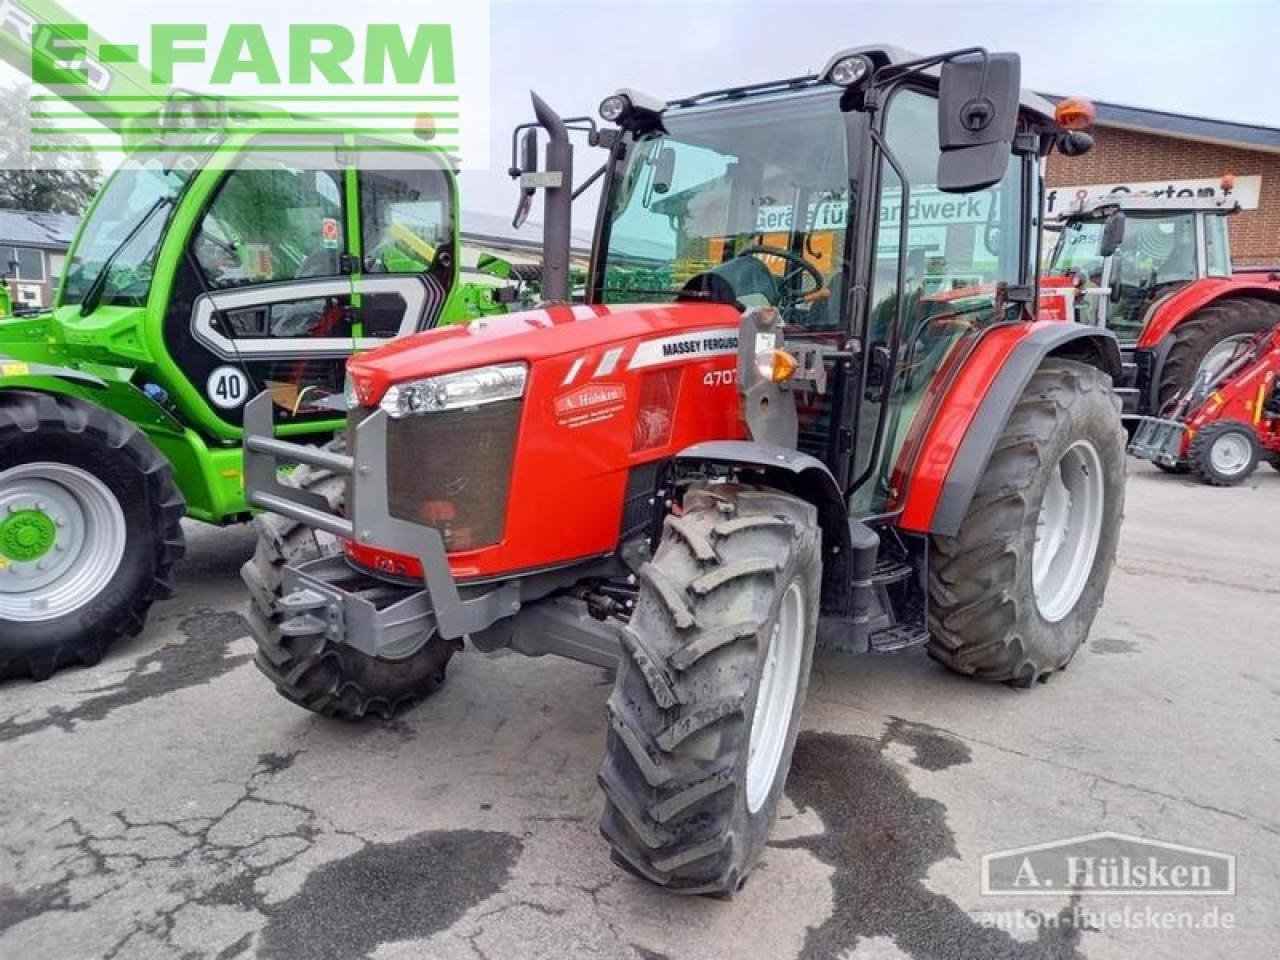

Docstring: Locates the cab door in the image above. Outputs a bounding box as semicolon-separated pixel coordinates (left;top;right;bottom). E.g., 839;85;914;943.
171;143;358;429
167;145;459;431
351;160;460;340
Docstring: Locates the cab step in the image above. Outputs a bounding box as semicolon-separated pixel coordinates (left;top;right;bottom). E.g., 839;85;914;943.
868;623;930;653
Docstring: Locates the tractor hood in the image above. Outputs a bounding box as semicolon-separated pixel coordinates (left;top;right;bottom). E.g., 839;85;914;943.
347;301;742;406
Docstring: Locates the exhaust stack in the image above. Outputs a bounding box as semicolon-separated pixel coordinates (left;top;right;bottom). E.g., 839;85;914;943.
531;92;573;305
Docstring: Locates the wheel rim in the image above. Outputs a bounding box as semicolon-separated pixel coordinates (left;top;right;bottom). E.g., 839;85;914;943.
1032;440;1105;623
0;463;127;622
1210;431;1252;477
746;580;804;814
1197;334;1252;385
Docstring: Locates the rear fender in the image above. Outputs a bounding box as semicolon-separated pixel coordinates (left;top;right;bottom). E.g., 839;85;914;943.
1138;278;1280;349
897;322;1121;537
672;441;852;611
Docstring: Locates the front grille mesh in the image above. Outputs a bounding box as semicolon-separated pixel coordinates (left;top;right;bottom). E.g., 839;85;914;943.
384;400;520;551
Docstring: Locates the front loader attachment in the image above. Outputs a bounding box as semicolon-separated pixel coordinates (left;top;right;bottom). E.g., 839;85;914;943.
1127;416;1189;468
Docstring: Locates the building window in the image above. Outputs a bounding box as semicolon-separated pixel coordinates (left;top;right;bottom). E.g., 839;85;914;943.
2;247;46;283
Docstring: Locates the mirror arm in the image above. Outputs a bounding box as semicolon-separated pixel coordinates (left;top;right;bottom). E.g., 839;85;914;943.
573;164;607;201
871;46;987;88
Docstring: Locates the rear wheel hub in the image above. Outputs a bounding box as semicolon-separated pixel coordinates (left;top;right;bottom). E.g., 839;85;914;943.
1210;431;1253;477
0;463;127;622
0;508;57;563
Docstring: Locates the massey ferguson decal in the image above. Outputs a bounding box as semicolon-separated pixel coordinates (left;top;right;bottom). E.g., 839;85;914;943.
554;382;627;429
627;328;740;370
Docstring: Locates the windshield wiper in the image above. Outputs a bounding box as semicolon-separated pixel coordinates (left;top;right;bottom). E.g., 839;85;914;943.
79;196;175;317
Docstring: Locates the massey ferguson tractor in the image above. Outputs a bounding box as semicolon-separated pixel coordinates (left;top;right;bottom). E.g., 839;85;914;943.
1044;193;1280;424
242;45;1127;895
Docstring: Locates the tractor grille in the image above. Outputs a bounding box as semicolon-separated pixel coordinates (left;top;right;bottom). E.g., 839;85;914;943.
383;400;521;551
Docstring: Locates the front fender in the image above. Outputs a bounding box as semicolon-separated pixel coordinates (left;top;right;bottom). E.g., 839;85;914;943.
673;441;854;611
0;353;108;390
897;322;1121;537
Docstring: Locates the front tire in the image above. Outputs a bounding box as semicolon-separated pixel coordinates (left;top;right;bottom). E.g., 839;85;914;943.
241;440;458;720
598;485;820;896
0;392;185;681
1187;421;1259;486
928;360;1126;686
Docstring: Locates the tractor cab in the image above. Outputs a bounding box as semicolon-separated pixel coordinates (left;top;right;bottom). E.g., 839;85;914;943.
1046;194;1237;339
569;47;1071;513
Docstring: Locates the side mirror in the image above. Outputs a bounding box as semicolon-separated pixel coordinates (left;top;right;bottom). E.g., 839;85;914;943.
652;146;676;195
937;52;1020;193
512;128;538;229
1100;210;1126;258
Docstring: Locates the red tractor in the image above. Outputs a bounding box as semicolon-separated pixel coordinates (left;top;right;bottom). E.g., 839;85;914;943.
242;46;1127;895
1130;324;1280;484
1044;194;1280;423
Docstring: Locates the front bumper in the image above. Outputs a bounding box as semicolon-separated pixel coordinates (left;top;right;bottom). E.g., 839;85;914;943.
243;392;520;655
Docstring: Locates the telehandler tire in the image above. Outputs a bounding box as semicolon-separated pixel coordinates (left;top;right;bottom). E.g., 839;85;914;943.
928;359;1126;686
0;391;184;681
241;439;457;720
599;484;820;896
1157;297;1280;412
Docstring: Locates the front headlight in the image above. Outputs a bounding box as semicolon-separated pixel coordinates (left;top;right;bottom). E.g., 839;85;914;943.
380;362;528;418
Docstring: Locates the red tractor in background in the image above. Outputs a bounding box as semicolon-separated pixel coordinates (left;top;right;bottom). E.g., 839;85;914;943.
1131;324;1280;484
241;46;1127;895
1044;194;1280;428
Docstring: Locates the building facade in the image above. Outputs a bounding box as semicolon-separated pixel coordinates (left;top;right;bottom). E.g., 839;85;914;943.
1043;99;1280;266
0;210;79;310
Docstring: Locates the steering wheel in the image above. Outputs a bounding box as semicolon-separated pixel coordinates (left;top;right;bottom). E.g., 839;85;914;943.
735;244;827;308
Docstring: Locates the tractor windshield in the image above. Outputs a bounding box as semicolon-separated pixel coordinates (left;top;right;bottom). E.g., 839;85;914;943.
1049;211;1202;337
60;159;192;309
599;90;850;330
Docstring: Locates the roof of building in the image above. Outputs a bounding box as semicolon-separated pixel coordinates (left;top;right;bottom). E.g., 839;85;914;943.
460;209;594;257
0;210;80;250
1041;94;1280;154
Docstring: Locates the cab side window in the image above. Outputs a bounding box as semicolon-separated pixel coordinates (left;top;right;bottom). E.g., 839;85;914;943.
194;167;347;290
360;168;452;275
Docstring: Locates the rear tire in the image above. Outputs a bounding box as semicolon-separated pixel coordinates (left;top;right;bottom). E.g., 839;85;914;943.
0;392;184;681
241;439;457;720
598;484;820;896
1187;421;1259;486
928;360;1125;686
1157;297;1280;411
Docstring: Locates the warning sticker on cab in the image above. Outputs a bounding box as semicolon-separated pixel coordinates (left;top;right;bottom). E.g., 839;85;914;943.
627;328;739;370
555;382;627;429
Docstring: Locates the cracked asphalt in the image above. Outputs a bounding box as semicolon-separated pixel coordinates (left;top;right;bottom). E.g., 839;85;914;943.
2;463;1278;960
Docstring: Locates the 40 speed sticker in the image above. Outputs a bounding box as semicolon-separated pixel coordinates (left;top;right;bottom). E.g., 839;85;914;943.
207;365;250;409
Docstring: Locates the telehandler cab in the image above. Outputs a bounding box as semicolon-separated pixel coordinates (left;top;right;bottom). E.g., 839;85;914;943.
243;45;1127;895
0;1;515;679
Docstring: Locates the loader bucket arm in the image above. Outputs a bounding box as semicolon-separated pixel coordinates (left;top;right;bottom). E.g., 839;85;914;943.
0;0;161;126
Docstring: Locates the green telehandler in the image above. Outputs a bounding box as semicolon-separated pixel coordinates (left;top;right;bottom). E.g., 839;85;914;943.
0;6;513;679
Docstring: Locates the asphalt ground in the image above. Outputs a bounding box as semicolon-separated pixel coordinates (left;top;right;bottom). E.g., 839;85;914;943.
2;461;1277;960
